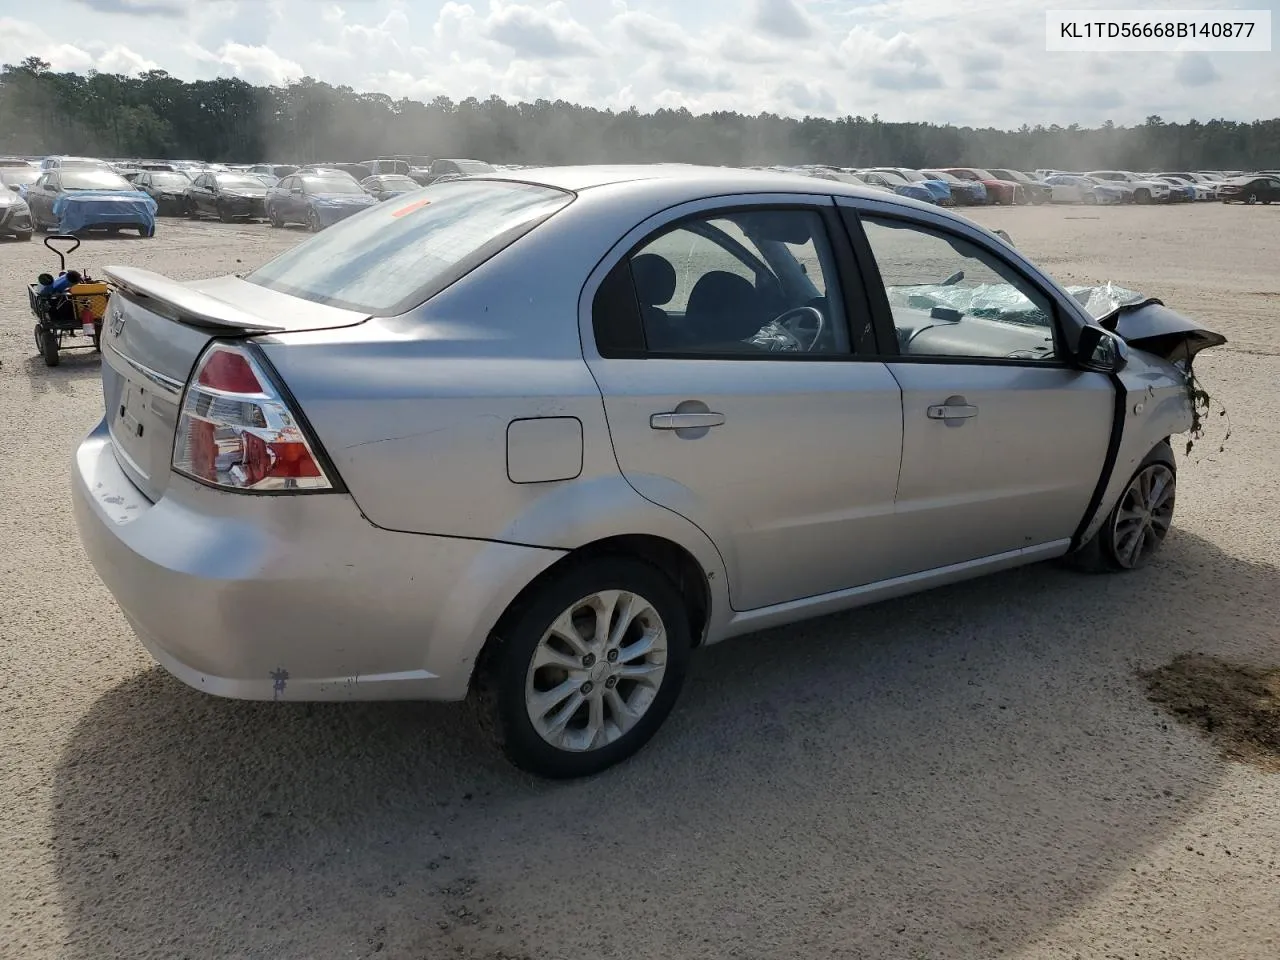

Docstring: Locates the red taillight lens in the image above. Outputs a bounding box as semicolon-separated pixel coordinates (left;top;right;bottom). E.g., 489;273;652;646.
173;343;333;492
197;349;264;393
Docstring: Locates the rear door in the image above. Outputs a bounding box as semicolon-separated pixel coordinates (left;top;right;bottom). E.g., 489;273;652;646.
584;195;905;611
839;200;1115;573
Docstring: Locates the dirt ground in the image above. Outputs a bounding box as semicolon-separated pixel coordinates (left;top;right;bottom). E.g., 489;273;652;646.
2;204;1279;960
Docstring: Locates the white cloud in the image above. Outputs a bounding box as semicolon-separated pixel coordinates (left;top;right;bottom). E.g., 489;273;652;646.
482;1;604;59
753;0;815;39
97;45;159;74
2;0;1277;128
612;10;687;53
212;42;304;85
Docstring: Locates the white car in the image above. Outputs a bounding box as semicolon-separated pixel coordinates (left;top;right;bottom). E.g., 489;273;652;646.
1042;174;1097;204
1159;173;1219;200
1085;171;1172;204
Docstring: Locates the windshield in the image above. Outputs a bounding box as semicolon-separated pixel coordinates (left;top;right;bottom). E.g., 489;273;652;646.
874;171;909;185
895;170;927;182
967;169;996;179
59;159;111;170
216;174;264;189
62;170;133;190
2;168;39;186
379;176;418;189
304;176;364;194
455;160;495;174
248;180;573;315
922;170;962;184
150;173;189;187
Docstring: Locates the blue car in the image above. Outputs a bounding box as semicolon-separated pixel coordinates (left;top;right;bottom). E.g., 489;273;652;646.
24;168;157;236
265;172;379;231
857;170;936;203
920;169;988;204
868;168;953;205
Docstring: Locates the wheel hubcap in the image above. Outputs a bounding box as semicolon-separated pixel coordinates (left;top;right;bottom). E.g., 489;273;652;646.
1112;463;1175;569
525;589;668;752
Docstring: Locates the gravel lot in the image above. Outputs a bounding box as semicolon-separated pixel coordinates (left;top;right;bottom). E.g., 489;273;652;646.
3;206;1279;960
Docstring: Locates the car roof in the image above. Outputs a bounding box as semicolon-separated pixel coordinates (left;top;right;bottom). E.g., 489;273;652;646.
481;163;895;202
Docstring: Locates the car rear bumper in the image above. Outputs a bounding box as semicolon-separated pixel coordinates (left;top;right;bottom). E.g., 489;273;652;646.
223;196;266;218
72;420;565;702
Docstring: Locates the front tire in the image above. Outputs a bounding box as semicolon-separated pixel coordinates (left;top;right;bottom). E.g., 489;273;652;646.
1135;188;1151;204
474;557;692;779
16;230;32;241
36;325;60;367
1065;443;1176;573
307;208;322;232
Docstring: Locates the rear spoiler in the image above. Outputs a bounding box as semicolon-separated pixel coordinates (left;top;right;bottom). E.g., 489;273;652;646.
104;265;286;333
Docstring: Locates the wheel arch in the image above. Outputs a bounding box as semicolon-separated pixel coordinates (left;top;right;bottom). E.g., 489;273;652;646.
470;532;716;698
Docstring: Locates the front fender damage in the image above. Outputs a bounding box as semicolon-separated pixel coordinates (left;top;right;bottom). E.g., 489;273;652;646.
1066;284;1227;552
1069;282;1228;362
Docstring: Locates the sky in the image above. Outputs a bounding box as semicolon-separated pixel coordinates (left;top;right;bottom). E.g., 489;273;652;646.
0;0;1276;128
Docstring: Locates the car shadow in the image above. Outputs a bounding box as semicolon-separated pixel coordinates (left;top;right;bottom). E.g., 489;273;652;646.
52;530;1268;959
21;351;102;395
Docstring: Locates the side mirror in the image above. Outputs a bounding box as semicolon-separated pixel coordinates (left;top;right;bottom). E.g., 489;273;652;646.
1076;325;1128;373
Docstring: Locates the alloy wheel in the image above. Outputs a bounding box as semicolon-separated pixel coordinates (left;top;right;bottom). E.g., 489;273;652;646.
1110;463;1175;569
524;589;669;752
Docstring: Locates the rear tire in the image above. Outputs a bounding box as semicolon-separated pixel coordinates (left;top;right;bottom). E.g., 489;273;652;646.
269;207;284;228
17;230;32;241
139;223;155;238
472;556;692;779
217;202;233;223
1063;442;1176;573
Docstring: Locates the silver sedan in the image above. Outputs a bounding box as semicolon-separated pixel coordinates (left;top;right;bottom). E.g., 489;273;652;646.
73;165;1225;778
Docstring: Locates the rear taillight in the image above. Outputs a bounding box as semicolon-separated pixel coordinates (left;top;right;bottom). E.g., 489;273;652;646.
173;342;333;492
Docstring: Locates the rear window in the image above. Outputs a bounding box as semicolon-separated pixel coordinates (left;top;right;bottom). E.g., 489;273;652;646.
247;179;574;315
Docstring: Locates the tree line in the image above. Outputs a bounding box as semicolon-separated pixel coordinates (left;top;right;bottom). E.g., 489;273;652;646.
2;57;1278;172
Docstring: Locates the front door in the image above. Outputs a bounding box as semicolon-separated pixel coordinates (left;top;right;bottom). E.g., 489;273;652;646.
29;174;55;224
845;205;1115;573
585;199;904;611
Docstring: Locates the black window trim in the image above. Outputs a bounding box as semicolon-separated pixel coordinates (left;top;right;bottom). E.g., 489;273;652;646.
839;204;1073;369
593;200;883;363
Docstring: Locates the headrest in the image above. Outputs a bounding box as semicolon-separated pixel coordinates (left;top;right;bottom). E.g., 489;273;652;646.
630;254;677;306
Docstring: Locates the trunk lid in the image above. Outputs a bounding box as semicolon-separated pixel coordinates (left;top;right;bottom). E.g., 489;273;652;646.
99;266;369;501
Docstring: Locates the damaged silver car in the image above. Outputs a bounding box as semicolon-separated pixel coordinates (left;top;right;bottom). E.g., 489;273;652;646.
71;165;1224;778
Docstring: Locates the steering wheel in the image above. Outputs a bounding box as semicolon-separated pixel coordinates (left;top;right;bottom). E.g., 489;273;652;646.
769;305;826;352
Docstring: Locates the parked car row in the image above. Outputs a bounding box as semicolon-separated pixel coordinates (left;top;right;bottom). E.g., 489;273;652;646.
781;163;1278;206
3;153;1278;241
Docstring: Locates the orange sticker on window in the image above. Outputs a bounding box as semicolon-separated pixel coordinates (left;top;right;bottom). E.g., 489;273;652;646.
391;198;432;218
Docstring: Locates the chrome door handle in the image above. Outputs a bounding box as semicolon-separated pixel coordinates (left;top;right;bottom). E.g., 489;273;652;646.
650;412;726;430
927;403;978;420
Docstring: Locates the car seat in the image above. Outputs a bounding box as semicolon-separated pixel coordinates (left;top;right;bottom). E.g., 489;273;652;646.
684;271;768;351
630;253;678;349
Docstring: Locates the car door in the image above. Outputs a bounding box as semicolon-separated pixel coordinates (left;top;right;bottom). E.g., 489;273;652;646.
186;174;205;213
28;173;53;223
583;196;905;611
839;200;1115;574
